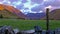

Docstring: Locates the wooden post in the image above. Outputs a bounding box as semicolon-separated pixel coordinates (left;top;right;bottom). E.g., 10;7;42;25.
46;8;49;34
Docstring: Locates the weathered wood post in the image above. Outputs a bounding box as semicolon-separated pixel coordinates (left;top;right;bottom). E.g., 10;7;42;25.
46;8;50;34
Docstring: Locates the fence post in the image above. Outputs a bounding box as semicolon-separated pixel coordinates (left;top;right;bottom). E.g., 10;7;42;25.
46;8;50;34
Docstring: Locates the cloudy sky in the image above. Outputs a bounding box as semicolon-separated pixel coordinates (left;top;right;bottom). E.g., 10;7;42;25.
0;0;60;14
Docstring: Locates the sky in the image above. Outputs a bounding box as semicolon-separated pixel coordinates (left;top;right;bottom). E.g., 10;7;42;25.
0;0;60;14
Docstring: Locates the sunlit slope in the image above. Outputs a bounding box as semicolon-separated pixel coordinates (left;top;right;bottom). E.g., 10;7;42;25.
0;4;26;19
0;9;19;18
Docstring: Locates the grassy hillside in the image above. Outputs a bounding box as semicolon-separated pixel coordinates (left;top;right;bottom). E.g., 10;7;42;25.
0;9;19;19
42;9;60;20
0;19;60;30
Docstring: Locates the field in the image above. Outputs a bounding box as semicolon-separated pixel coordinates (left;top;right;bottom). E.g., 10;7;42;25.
0;19;60;30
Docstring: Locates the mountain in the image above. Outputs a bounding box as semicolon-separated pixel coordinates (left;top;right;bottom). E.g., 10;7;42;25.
0;9;19;18
41;9;60;20
26;13;46;20
0;4;26;19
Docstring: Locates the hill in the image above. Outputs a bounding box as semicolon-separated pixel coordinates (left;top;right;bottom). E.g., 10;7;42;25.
41;9;60;20
0;4;26;19
26;13;46;20
0;9;19;19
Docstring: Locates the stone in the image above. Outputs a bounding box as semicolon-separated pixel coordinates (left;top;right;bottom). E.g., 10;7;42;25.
34;26;42;34
0;25;15;34
55;28;60;34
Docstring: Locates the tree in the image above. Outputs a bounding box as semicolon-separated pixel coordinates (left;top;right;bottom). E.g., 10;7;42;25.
0;14;3;18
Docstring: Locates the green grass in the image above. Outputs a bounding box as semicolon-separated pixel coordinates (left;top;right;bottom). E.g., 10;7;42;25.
0;19;60;30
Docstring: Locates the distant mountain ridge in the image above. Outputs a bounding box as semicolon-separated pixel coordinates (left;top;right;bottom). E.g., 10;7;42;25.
26;13;46;20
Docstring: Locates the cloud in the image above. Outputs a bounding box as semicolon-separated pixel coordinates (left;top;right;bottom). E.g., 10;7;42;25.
21;0;27;3
31;5;45;11
9;0;19;2
31;0;43;4
0;0;60;14
44;0;60;7
16;4;24;9
0;0;3;2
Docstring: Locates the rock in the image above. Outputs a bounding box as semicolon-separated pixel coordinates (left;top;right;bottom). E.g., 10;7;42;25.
0;25;15;34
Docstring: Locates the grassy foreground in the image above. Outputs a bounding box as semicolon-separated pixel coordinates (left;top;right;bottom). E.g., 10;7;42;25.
0;19;60;30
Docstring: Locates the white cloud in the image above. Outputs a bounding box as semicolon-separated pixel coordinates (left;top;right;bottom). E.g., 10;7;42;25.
45;5;52;9
0;2;3;4
43;0;48;2
0;0;60;14
39;11;43;13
